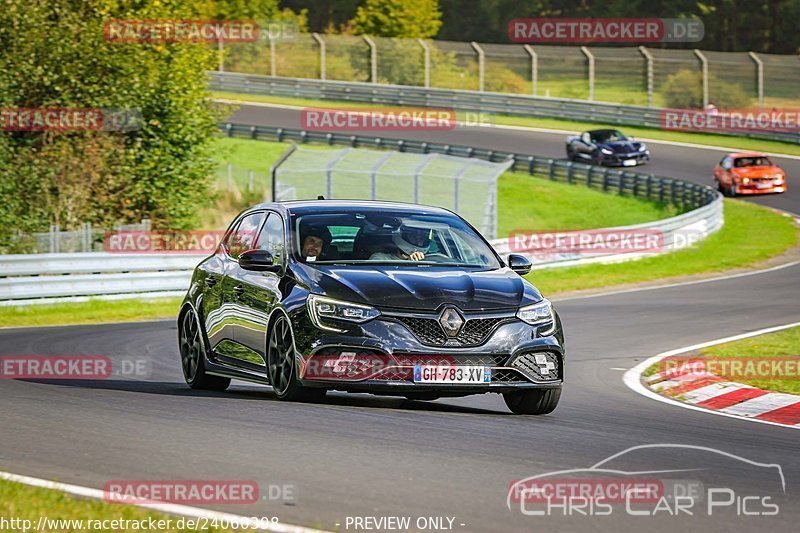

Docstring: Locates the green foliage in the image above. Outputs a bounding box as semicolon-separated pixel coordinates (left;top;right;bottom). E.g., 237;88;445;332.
351;0;443;38
661;69;751;109
0;0;225;251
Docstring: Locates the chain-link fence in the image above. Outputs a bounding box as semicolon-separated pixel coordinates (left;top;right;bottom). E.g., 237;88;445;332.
273;146;511;238
214;33;800;109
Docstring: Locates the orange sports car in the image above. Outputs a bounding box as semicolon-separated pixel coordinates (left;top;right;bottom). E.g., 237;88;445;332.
713;152;787;196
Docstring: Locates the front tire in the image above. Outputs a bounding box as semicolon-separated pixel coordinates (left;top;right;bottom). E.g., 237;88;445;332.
503;388;561;415
267;314;326;403
179;308;230;391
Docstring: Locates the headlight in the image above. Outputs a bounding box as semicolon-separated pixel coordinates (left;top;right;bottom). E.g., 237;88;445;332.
600;147;613;155
307;295;380;332
516;299;556;335
638;143;648;152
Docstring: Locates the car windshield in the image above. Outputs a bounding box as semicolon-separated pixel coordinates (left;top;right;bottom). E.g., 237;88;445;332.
292;211;501;268
734;156;773;168
590;130;628;143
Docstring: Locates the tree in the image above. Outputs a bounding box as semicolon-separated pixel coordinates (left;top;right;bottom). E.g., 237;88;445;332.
0;0;223;251
351;0;443;38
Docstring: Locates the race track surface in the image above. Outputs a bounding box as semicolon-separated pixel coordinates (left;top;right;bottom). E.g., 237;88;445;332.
226;104;800;215
2;263;799;532
1;104;798;532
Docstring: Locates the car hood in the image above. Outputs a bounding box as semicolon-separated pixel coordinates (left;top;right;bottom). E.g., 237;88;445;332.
731;166;783;178
598;140;643;153
292;263;542;311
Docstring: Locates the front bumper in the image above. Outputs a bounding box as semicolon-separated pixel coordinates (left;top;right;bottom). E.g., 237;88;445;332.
733;182;786;195
599;151;650;167
295;315;564;395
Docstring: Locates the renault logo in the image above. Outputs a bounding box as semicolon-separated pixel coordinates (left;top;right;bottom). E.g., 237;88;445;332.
438;306;464;338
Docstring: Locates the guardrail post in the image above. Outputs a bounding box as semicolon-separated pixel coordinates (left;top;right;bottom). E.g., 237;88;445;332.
548;159;555;180
748;51;764;110
670;181;677;205
639;46;654;108
363;36;378;83
632;176;639;197
694;49;709;109
312;33;326;80
418;39;430;88
566;162;574;184
646;175;653;199
527;156;535;175
523;44;538;96
602;168;610;191
269;35;276;77
617;172;625;195
586;166;593;187
471;42;485;92
580;46;595;101
82;222;92;252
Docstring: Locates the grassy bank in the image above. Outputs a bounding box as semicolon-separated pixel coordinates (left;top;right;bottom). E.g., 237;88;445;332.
531;200;798;294
0;298;181;329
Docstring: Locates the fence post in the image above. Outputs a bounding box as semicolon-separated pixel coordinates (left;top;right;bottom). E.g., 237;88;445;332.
418;39;430;88
270;144;298;201
269;35;276;77
370;152;393;200
83;222;92;252
748;51;764;110
363;36;377;83
471;42;485;92
694;49;709;108
580;46;595;101
217;36;224;72
312;33;326;80
523;44;538;96
639;46;654;108
452;161;472;212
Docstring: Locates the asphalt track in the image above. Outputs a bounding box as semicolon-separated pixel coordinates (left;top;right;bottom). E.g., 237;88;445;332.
225;103;800;215
1;105;799;532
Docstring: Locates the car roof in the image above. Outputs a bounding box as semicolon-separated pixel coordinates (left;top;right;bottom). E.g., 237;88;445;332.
247;199;457;217
729;152;770;158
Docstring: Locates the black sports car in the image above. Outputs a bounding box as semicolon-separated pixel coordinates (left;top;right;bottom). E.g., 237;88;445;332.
178;200;564;415
566;129;650;167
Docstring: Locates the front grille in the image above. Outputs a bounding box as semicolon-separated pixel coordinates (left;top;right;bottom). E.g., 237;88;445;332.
511;352;561;382
391;315;512;347
491;369;529;383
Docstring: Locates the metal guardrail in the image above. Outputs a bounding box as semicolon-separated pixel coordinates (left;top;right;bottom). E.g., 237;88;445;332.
209;72;800;145
0;124;722;305
221;123;718;211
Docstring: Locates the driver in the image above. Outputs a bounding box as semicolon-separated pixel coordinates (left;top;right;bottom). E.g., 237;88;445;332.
370;224;432;261
300;225;331;260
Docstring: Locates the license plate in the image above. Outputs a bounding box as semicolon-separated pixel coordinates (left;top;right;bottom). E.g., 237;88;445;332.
413;365;491;384
622;159;637;167
756;183;771;189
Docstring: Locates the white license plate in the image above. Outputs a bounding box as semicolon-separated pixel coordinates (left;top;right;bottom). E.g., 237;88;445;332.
622;159;637;167
413;365;491;384
756;183;771;189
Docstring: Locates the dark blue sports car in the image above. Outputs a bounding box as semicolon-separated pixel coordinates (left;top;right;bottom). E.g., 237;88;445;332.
566;129;650;167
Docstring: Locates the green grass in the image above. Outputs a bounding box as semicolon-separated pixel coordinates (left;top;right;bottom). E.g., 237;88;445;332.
0;478;237;532
212;91;800;157
496;171;676;236
531;200;798;295
0;298;181;328
695;326;800;395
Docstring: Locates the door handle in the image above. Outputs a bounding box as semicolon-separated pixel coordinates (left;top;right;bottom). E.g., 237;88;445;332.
205;277;218;288
233;285;245;297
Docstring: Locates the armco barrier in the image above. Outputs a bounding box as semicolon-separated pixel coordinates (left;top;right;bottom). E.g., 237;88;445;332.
0;124;722;304
209;72;800;145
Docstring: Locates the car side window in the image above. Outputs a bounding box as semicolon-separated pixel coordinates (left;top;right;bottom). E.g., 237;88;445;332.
227;212;264;259
581;132;591;144
254;213;285;265
722;157;733;170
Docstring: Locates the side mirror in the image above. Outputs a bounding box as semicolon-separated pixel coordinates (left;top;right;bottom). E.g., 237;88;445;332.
508;254;532;276
239;249;281;273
